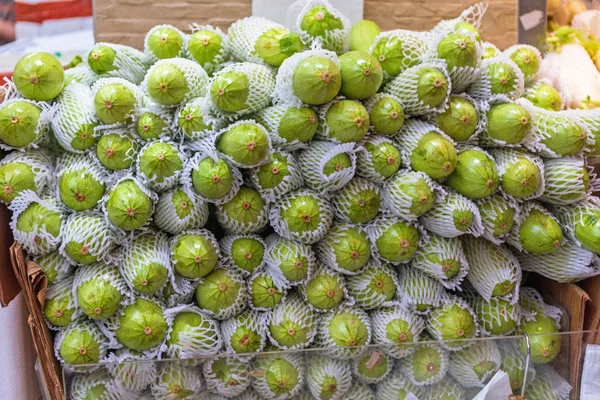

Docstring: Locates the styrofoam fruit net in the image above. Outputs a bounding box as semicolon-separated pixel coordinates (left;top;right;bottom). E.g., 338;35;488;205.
297;263;349;312
397;336;449;386
345;260;399;310
94;127;139;173
70;368;138;400
64;64;99;88
476;194;519;245
203;355;251;398
332;176;381;225
105;348;158;393
518;286;562;325
253;105;319;151
523;77;565;112
368;29;428;81
448;339;501;389
430;2;488;35
270;188;333;244
497;340;536;393
374;366;426;399
135;140;187;192
247;270;288;311
267;292;317;350
365;216;425;266
150;362;205;399
9;190;64;255
54;318;109;370
370;302;426;358
33;250;73;284
420;191;484;238
350;347;393;385
161;277;199;308
0;148;54;204
196;266;248;320
355;134;402;183
247;150;304;203
172;96;226;143
216;186;270;235
91;77;149;128
503;44;542;83
264;233;316;287
425;295;479;351
72;263;129;320
144;24;187;62
525;364;572;400
251;350;306;399
86;42;151;84
383;61;452;116
289;0;350;54
221;309;268;354
540;157;599;205
554;196;600;253
59;211;118;266
397;265;445;315
505;201;563;254
55;152;109;212
412;232;469;290
313;222;371;275
465;293;519;337
381;169;436;222
297;140;357;193
305;353;352;400
0;97;52;151
461;236;521;303
154;186;209;235
490;147;544;202
187;24;230;76
467;57;524;101
43;275;80;330
164;304;222;359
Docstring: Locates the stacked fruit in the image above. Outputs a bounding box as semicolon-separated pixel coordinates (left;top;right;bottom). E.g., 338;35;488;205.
0;1;594;399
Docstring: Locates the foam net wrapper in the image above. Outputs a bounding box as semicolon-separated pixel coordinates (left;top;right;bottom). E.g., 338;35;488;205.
516;239;600;283
332;176;381;223
64;64;99;88
461;236;521;304
381;169;435;222
430;2;488;35
398;339;449;386
420;191;484;238
0;97;52;152
356;134;401;183
297;263;351;312
465;293;520;337
375;366;425;399
252;351;306;399
220;310;268;354
9;190;64;255
555;196;600;247
383;61;452;116
0;148;54;203
253;104;315;151
490;148;545;202
269;189;333;244
497;340;536;388
272;48;341;106
350;348;393;385
55;152;109;210
150;362;205;399
51;82;99;153
133;102;175;142
91;78;150;129
70;369;138;400
54;318;109;371
541;157;599;205
370;302;426;358
447;340;502;388
505;201;560;253
105;348;158;393
216;191;270;235
33;250;73;284
264;233;316;287
44;275;80;331
570;108;600;160
345;261;400;310
172;96;226;143
306;353;352;400
86;42;151;84
162;277;199;308
296;140;357;193
72;263;130;316
477;96;534;148
209;119;273;169
426;379;466;400
228;16;287;65
181;151;243;205
397;265;445;315
247;150;304;203
247;269;288;311
141;58;210;107
503;44;543;83
188;24;230;76
266;292;317;350
524;77;567;111
476;194;520;245
134;140;187;192
527;364;572;400
468;57;525;101
203;355;251;397
220;234;266;277
143;24;187;62
313;223;368;276
154;186;209;235
365;215;428;266
367;30;429;81
163;304;222;359
92;128;138;179
412;233;470;290
518;286;563;325
425;295;480;351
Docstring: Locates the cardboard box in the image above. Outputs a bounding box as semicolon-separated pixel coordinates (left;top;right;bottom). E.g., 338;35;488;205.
94;0;518;50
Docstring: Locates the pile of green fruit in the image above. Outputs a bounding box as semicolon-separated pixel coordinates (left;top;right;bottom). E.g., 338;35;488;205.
0;1;592;399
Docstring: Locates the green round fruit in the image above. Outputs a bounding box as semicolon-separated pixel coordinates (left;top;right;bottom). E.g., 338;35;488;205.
520;314;560;363
354;349;390;382
292;56;341;105
436;34;479;71
446;149;499;199
385;172;435;216
416;67;448;108
105;179;153;230
478;298;517;335
268;237;313;283
269;294;316;349
59;323;103;365
87;45;117;75
409;131;457;179
325;100;370;143
14;52;64;101
216;123;270;167
488;62;518;95
349;20;381;52
541;115;587;156
300;6;343;38
172;232;219;279
500;155;541;198
369;96;404;135
346;263;397;308
322;153;352;176
115;298;168;351
375;219;420;263
177;102;210;140
518;209;563;254
166;311;220;357
486;103;532;144
478;195;515;237
218;186;266;229
147;63;189;106
195;268;243;317
225;311;264;353
16;201;62;245
304;269;344;310
137;112;168;141
228;236;264;274
69;122;99;151
411;346;443;383
509;47;539;78
147;26;184;59
437;95;478;141
44;285;76;327
77;270;123;320
58;168;105;211
326;224;371;273
188;29;223;68
94;82;137;124
455;21;481;41
277;106;319;144
254;27;304;67
138;141;183;185
339;51;383;100
482;45;498;59
334;180;381;223
372;35;416;77
280;192;325;235
254;354;302;398
191;157;235;200
210;70;250;112
249;272;284;309
525;83;562;111
574;208;600;253
364;140;401;179
96;132;137;171
254;151;291;190
431;303;477;344
0;161;36;203
326;309;370;348
0;101;43;148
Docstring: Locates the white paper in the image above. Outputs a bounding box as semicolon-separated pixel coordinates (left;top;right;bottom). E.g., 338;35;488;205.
581;344;600;400
471;370;514;400
252;0;364;26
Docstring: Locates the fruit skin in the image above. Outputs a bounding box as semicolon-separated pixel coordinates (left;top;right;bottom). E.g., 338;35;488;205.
210;69;250;113
300;5;344;39
349;20;381;52
436;95;479;141
477;195;515;239
115;298;168;352
408;131;457;179
105;178;154;231
216;122;271;167
275;106;319;144
146;63;189;106
525;83;562;111
369;95;405;135
509;46;540;79
292;56;342;105
371;217;420;264
446;148;499;199
165;309;221;358
137;141;184;188
0;100;44;149
487;61;518;95
87;44;117;75
93;81;138;125
416;67;448;108
486;103;532;144
339;51;383;100
171;230;219;279
252;26;304;67
76;265;124;320
145;25;185;59
427;300;477;347
58;321;106;365
497;152;542;199
96;132;138;171
187;28;225;73
314;223;371;274
301;266;345;311
317;306;372;359
517;208;563;254
13;52;64;101
268;293;317;350
0;159;37;204
539;114;588;157
436;33;479;71
13;196;63;255
195;268;246;319
519;313;561;363
573;206;600;253
58;166;106;212
248;271;285;310
190;155;236;200
324;99;370;143
217;186;268;234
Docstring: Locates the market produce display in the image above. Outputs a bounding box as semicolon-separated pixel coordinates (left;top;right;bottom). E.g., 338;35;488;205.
0;1;594;399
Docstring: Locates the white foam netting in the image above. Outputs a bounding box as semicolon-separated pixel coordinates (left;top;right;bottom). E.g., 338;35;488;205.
172;96;226;143
143;24;187;62
365;215;427;266
396;265;445;317
59;211;119;266
497;340;536;390
448;340;501;388
161;277;199;308
154;186;209;235
369;302;426;358
55;152;109;212
526;364;572;400
264;233;316;288
133;102;175;143
381;169;437;222
253;105;317;151
72;263;130;319
518;286;563;326
1;76;19;102
313;223;370;276
375;365;425;399
467;57;525;101
345;261;400;310
187;24;230;76
247;269;288;311
464;291;520;337
430;2;488;35
356;134;402;183
220;310;268;354
397;338;449;386
305;353;352;400
135;140;188;192
247;150;304;203
33;250;73;284
64;64;99;88
350;348;393;385
86;42;152;84
420;190;484;238
368;30;429;81
505;201;562;253
228;16;286;65
44;275;80;331
251;351;306;399
426;378;466;400
569;108;600;161
203;355;251;398
0;148;54;204
476;194;520;245
163;304;222;359
220;234;266;277
0;97;53;152
54;318;109;371
541;157;599;205
105;348;157;393
90;77;149;130
266;292;318;350
216;188;270;235
150;362;205;399
425;295;479;351
490;147;545;202
502;44;543;83
296;140;357;193
332;176;382;224
297;263;351;312
70;368;139;400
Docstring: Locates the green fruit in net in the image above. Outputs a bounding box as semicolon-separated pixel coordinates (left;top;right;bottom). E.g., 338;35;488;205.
77;268;123;320
172;232;219;279
44;285;76;327
71;371;115;399
476;298;517;335
292;56;341;105
0;161;36;203
325;224;371;273
34;251;72;284
416;240;462;279
59;323;104;365
525;83;562;111
195;268;243;317
325;100;370;143
488;61;518;95
437;95;478;141
147;26;184;59
217;122;270;167
138;141;183;185
254;151;292;191
228;236;264;274
269;294;316;348
210;70;250;112
369;95;404;135
166;311;220;356
500;155;541;198
353;349;391;383
88;45;117;74
249;272;284;309
94;82;137;125
106;179;153;230
224;311;264;353
191;156;235;200
0;100;43;148
375;219;420;263
16;201;62;242
372;35;418;77
346;263;397;309
482;45;498;59
277;106;319;143
254;27;304;67
540;114;587;156
322;152;352;176
446;149;499;199
385;171;435;216
429;302;477;345
279;192;327;236
478;195;515;237
96;132;137;171
300;6;344;38
416;67;448;108
350;20;381;52
303;269;344;310
116;298;167;352
69;122;99;152
409;131;457;179
520;314;560;363
205;357;250;395
411;345;444;383
137;111;168;141
518;208;563;254
13;52;64;101
334;179;381;224
147;63;189;106
152;364;203;398
176;102;210;140
253;354;302;398
339;51;383;100
509;47;540;78
363;139;401;179
124;235;168;294
427;379;465;400
486;103;532;144
268;237;313;283
455;21;481;40
378;308;418;347
218;186;266;230
324;308;370;348
58;167;106;211
436;34;479;71
574;207;600;253
306;355;351;400
188;29;223;68
168;187;199;222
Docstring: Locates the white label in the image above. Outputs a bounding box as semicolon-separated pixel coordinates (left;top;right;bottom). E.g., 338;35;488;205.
520;10;544;31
